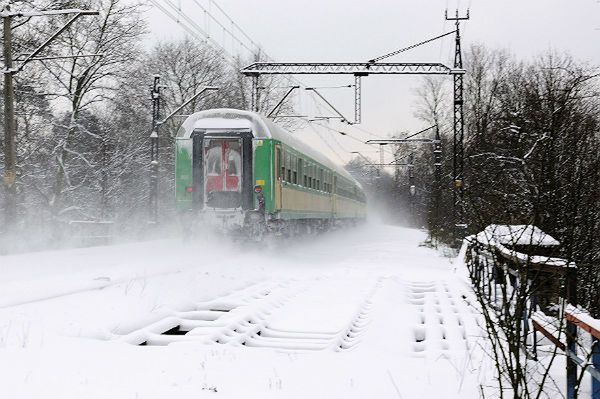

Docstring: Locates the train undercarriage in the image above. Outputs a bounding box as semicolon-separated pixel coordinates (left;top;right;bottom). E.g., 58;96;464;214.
180;207;358;243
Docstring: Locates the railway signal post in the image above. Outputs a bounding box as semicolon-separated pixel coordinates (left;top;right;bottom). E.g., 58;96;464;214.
149;75;161;224
147;84;219;225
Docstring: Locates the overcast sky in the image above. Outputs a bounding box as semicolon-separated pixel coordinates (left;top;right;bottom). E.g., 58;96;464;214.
147;0;600;164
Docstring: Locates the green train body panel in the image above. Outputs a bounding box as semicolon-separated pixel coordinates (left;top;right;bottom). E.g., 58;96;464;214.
175;138;193;210
252;138;274;212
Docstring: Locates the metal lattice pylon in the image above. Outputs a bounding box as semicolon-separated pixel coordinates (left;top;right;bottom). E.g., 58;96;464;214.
446;9;470;233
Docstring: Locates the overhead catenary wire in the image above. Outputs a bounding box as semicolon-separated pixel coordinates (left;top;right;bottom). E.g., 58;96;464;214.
207;0;264;53
308;119;398;161
165;2;385;153
305;122;346;164
192;0;257;56
309;122;352;154
368;30;456;63
150;0;368;168
149;0;236;68
149;0;412;164
158;1;331;119
298;90;399;158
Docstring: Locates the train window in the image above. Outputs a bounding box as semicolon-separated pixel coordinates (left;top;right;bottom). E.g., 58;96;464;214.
227;155;239;176
287;152;292;183
284;151;291;182
319;169;323;190
206;143;222;176
226;142;241;176
279;148;285;181
297;159;303;185
292;155;297;184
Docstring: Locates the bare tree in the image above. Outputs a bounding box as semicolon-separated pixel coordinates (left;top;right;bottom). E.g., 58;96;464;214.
34;0;147;218
413;75;451;128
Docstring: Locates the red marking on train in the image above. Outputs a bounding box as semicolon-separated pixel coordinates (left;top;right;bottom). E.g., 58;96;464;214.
205;139;241;193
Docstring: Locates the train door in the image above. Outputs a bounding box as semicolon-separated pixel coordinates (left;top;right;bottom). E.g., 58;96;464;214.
204;137;242;208
274;144;282;210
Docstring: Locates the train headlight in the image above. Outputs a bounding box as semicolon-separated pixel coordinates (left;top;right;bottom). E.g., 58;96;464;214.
185;186;193;193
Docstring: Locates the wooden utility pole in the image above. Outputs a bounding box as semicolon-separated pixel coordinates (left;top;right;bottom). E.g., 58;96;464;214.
2;8;17;227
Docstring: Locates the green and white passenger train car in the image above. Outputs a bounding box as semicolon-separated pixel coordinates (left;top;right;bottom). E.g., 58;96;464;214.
175;108;366;234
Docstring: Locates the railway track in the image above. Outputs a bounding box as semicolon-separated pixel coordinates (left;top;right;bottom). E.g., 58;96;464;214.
114;275;385;352
110;273;481;358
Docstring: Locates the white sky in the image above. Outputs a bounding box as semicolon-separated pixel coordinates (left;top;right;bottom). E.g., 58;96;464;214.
146;0;600;164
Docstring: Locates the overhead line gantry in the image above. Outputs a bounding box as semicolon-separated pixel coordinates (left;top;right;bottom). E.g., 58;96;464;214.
240;10;469;237
241;62;464;124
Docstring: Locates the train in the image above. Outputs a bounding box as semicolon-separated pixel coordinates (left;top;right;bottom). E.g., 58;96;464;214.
174;108;367;237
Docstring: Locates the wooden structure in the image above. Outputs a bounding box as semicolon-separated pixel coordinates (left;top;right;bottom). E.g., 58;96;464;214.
466;225;599;399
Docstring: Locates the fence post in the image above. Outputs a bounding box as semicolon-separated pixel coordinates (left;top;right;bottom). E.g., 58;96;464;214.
531;294;538;359
593;337;600;399
566;268;578;399
522;286;530;348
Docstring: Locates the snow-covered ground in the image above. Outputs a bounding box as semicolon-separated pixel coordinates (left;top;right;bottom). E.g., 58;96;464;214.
0;223;491;398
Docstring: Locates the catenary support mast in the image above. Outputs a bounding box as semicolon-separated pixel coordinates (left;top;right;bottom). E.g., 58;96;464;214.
446;9;469;236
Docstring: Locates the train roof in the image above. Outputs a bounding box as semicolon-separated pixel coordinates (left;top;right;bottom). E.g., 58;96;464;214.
177;108;359;184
